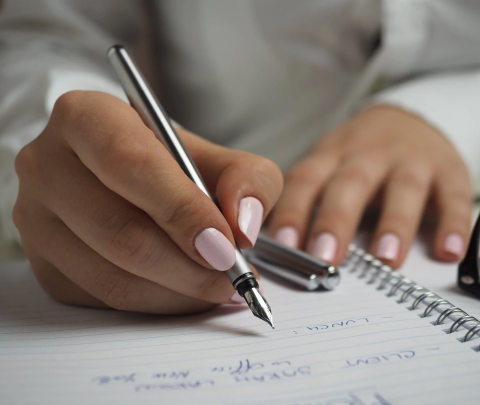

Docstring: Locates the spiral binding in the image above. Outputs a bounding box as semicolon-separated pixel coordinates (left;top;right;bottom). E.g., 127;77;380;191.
343;244;480;351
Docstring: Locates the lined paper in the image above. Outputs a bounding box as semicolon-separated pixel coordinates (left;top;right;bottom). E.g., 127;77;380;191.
1;251;479;405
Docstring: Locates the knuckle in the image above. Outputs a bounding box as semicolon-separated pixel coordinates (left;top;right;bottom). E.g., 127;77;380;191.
443;212;471;228
380;214;412;234
105;212;161;271
336;164;373;189
52;91;86;123
162;190;201;227
441;201;472;224
442;188;472;206
254;156;282;177
101;135;149;184
12;198;36;236
287;161;319;185
315;207;354;232
15;142;40;182
97;271;138;310
12;202;25;230
392;171;427;193
321;208;354;228
253;156;284;191
436;154;468;173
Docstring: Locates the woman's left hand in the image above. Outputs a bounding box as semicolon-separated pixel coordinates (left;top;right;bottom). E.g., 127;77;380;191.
268;105;473;268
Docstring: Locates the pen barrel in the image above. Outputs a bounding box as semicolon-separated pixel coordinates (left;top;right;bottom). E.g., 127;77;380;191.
227;250;257;286
107;45;211;198
107;45;254;286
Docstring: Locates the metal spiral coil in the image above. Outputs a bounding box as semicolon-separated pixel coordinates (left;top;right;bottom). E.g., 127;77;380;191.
343;244;480;351
410;292;436;311
449;315;478;334
399;285;426;304
435;307;467;326
423;299;451;318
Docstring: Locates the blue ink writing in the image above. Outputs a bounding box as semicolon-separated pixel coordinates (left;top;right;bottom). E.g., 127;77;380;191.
343;350;415;368
152;371;189;379
135;380;215;392
92;373;136;385
305;318;369;332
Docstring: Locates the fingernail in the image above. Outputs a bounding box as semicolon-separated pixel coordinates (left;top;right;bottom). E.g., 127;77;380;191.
444;233;464;257
274;226;299;249
376;233;400;261
230;290;245;304
195;228;236;271
238;197;264;246
309;232;337;262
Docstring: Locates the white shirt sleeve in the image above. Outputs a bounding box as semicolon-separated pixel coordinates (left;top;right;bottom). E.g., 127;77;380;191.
367;0;480;193
370;70;480;192
0;0;138;244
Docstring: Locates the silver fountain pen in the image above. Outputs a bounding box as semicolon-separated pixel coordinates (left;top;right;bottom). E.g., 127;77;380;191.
107;45;274;328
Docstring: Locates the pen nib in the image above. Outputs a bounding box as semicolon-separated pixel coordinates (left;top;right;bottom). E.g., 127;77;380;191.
243;287;274;329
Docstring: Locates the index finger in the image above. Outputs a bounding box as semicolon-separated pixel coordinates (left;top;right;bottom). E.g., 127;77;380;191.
51;91;236;270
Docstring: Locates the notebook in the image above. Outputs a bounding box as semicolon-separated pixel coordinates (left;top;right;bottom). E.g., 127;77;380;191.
1;240;479;405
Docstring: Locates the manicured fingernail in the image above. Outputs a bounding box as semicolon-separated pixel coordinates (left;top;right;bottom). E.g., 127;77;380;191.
238;197;264;246
376;233;400;261
274;226;299;249
444;233;464;257
310;232;337;262
230;290;245;304
195;228;236;271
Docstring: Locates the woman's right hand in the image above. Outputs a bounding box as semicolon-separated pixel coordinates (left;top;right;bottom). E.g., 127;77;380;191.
13;91;283;314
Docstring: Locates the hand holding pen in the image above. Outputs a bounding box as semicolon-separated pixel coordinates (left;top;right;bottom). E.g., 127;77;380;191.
108;45;277;325
13;51;282;319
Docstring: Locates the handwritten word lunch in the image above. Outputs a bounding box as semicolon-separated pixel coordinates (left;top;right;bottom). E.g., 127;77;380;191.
293;317;370;334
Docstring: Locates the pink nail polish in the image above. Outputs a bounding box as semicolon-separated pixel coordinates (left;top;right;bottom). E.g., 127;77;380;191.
274;226;299;249
444;233;464;257
309;233;337;262
238;197;264;246
195;228;236;271
376;233;400;261
230;290;245;304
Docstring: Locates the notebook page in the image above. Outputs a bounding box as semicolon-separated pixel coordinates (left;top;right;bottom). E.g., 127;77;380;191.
0;255;479;405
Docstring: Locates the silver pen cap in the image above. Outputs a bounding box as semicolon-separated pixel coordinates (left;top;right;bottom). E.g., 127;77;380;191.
243;234;340;291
